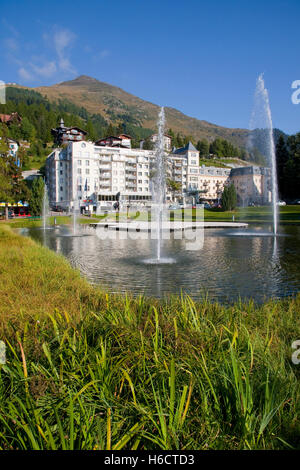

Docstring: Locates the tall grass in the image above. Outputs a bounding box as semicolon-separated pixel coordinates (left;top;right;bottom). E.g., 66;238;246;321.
0;225;299;449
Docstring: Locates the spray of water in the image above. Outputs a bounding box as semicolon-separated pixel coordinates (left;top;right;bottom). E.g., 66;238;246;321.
152;107;166;261
73;197;79;234
249;74;278;235
42;183;49;231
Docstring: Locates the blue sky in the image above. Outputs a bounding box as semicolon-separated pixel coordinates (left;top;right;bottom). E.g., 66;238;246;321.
0;0;299;134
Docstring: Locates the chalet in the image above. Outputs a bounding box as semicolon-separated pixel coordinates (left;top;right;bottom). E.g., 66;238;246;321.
51;118;87;146
0;112;22;126
95;135;131;148
118;134;132;149
150;133;172;151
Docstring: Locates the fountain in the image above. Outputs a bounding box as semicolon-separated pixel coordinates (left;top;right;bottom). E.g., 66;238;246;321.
42;182;50;231
73;197;79;235
152;106;166;262
249;74;279;235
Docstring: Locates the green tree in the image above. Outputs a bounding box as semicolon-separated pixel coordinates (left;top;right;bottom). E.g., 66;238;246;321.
28;177;45;216
20;116;36;141
142;138;154;150
196;139;210;156
210;138;225;157
85;120;96;141
275;135;289;199
0;130;11;203
166;178;182;201
221;183;237;211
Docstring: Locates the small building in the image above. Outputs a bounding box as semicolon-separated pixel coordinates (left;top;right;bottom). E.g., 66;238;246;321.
118;134;132;148
51;118;87;147
7;139;19;158
0;112;22;126
150;133;172;151
95;136;123;147
95;135;132;148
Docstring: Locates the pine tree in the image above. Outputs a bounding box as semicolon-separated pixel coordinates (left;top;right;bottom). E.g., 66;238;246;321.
28;177;45;216
222;183;237;211
197;139;210;156
276;135;289;199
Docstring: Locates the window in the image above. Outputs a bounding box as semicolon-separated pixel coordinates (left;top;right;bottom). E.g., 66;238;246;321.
77;168;81;174
86;160;90;166
60;186;63;191
86;169;90;174
77;160;82;165
138;180;142;183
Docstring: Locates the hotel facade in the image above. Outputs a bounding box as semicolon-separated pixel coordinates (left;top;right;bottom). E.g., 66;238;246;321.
46;139;272;212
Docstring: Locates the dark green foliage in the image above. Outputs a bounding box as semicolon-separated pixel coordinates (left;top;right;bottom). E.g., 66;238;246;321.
275;132;300;200
0;124;29;203
210;138;240;158
222;183;237;211
28;177;45;215
142;137;154;150
196;139;210;156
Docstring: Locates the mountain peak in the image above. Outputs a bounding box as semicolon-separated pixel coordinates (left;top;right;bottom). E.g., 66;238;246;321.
59;75;101;87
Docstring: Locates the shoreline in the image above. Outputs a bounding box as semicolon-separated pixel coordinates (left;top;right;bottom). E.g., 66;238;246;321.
0;225;299;450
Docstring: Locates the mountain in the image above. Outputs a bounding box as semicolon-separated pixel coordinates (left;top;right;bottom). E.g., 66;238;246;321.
28;75;250;147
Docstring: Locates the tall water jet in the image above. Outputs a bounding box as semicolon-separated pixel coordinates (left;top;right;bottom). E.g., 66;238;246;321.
42;182;50;231
152;107;166;262
249;74;279;235
73;197;79;234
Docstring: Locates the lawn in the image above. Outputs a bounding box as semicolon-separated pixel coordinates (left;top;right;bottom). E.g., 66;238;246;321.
0;225;299;450
1;206;300;229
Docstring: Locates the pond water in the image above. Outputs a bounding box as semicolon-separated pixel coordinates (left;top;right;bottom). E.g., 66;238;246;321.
20;224;300;304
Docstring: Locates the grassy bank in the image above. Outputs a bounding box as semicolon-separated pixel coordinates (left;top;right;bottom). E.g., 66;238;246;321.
0;225;300;450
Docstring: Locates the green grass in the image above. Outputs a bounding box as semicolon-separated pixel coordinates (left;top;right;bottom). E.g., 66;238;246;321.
2;206;300;229
0;225;300;450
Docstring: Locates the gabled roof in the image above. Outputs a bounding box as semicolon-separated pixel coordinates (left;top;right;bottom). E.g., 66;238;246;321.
118;134;132;139
0;112;22;123
97;136;122;141
51;126;87;135
173;141;198;155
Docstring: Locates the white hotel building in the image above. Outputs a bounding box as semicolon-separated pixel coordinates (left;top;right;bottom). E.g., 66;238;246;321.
46;139;272;212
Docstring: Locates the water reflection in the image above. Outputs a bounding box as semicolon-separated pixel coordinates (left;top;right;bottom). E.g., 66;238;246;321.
20;224;300;304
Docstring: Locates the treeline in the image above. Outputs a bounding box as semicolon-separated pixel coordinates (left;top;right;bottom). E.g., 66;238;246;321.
0;125;29;204
168;129;249;160
0;88;154;152
276;133;300;200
